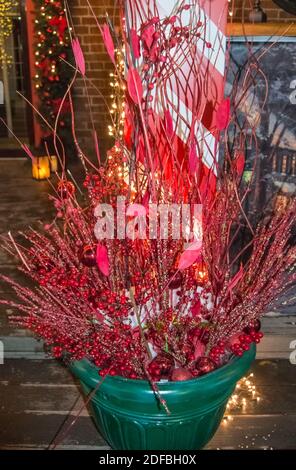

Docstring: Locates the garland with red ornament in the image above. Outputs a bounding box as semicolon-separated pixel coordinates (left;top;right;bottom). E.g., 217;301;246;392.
33;0;74;155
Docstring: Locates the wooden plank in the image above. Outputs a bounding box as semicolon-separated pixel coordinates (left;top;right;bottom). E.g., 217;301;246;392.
227;22;296;37
0;444;110;450
228;384;296;416
0;413;106;449
0;385;80;414
262;315;296;331
257;335;296;359
207;415;296;450
0;359;74;385
249;359;296;386
0;336;44;354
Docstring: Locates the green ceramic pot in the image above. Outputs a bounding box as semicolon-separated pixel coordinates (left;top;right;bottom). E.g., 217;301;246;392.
70;344;255;450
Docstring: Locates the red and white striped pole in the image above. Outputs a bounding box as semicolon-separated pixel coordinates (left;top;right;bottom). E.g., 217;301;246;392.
125;0;229;192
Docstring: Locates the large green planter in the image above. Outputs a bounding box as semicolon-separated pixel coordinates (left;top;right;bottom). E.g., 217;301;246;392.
70;344;255;450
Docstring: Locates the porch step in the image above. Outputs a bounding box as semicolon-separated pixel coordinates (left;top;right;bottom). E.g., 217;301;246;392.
0;358;295;450
258;315;296;359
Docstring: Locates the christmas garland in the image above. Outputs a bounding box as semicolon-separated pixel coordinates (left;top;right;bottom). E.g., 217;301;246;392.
33;0;74;155
0;1;18;67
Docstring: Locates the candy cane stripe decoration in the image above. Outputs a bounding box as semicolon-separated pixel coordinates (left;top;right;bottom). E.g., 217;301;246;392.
125;0;228;194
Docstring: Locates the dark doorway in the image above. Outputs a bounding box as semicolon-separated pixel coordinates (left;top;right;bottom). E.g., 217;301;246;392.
0;1;34;157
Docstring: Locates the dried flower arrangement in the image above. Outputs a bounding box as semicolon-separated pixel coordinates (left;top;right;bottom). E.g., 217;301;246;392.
1;0;295;389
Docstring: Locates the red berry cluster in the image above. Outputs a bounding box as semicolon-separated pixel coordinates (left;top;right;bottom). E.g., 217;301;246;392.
38;265;88;289
208;341;226;362
23;313;147;379
95;290;131;319
230;330;264;357
83;147;127;203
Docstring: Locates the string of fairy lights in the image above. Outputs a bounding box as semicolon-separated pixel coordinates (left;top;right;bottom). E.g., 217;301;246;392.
34;3;72;90
108;46;126;138
0;1;18;67
228;0;234;18
223;372;261;425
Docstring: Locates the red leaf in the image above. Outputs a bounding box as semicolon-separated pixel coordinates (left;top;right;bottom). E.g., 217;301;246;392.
189;141;198;174
130;29;141;59
215;97;230;131
102;23;115;64
96;244;110;277
141;24;155;50
164;109;174;139
235;152;245;177
136;134;145;163
72;38;85;76
178;241;202;271
127;67;143;105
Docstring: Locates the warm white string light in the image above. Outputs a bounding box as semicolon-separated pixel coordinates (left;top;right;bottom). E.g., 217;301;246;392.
223;373;261;425
0;1;18;67
108;46;126;138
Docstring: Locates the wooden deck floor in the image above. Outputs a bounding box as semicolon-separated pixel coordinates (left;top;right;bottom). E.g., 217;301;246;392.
0;358;295;450
0;160;295;450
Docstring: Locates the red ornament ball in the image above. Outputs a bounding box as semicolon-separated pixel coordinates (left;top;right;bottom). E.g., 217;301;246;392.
57;180;75;199
170;367;193;382
80;245;97;268
148;354;174;379
195;356;216;376
244;319;261;334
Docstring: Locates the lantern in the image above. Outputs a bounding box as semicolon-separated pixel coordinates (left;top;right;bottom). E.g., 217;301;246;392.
49;155;58;173
32;157;51;180
194;262;209;285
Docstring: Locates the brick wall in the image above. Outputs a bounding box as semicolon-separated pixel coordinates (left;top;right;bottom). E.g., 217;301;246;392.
233;0;294;22
70;0;120;159
69;0;294;160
